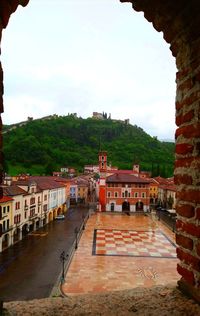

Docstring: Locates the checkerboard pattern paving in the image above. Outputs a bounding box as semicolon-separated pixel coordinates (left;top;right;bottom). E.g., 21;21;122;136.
92;229;176;258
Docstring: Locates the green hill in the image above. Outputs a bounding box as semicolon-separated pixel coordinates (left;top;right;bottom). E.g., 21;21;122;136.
3;115;175;177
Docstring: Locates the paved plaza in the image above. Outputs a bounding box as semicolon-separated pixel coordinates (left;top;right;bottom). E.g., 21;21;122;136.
62;212;179;296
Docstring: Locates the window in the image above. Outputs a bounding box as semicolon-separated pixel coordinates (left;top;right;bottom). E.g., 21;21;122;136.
134;192;138;198
122;192;125;198
14;215;21;224
30;209;35;217
44;195;47;201
142;192;146;198
3;206;6;214
43;204;47;212
107;192;111;198
30;197;35;205
115;192;118;198
125;191;128;197
15;202;20;210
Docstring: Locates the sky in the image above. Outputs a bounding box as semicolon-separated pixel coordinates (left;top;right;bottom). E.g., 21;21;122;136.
1;0;177;140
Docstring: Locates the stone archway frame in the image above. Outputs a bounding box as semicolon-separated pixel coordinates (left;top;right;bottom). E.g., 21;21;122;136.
136;201;144;212
12;227;21;243
0;0;200;302
110;202;115;211
2;232;11;249
122;201;130;212
57;207;62;215
48;211;53;223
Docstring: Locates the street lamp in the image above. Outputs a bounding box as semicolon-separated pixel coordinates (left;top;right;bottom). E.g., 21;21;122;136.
60;251;68;283
74;227;79;249
82;214;85;230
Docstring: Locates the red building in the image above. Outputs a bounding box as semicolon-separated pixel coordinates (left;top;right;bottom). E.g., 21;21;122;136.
98;151;150;212
106;173;150;212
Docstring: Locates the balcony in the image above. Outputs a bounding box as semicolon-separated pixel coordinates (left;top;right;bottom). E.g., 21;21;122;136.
0;214;8;220
16;220;22;226
2;226;13;234
24;205;29;210
29;214;38;220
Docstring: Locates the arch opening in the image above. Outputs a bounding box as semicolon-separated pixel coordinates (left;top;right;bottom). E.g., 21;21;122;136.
0;0;200;304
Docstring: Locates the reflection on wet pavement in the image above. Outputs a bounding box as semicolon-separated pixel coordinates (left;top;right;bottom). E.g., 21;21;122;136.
62;213;179;296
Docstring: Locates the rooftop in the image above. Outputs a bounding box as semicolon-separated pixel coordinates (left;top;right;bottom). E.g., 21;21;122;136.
0;196;13;203
3;185;27;196
106;173;150;184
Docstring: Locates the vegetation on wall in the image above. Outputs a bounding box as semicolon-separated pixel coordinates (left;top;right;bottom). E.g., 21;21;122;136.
3;115;175;176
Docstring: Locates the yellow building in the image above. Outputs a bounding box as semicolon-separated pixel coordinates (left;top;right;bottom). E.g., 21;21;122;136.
0;196;13;253
149;179;159;206
77;183;88;203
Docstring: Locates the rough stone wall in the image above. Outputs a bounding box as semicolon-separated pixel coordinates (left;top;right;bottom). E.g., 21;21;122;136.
0;0;199;303
121;0;200;302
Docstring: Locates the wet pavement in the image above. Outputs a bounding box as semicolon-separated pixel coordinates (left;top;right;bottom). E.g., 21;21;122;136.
0;206;89;301
62;212;179;296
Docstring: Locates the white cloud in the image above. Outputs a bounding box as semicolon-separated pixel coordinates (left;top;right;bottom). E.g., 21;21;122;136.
1;0;177;139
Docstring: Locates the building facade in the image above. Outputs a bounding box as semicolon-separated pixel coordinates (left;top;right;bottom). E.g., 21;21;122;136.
105;173;150;212
0;196;13;252
98;151;150;212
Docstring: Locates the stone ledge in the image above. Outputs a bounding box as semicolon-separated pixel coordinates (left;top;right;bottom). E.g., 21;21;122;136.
4;284;200;316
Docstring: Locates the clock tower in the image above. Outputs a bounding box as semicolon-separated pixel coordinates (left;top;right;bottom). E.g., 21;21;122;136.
98;151;107;211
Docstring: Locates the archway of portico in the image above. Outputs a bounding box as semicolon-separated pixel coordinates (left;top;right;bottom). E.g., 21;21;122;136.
0;0;200;302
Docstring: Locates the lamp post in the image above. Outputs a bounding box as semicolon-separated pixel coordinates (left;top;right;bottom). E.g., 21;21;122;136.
82;214;85;230
60;251;68;282
74;227;79;249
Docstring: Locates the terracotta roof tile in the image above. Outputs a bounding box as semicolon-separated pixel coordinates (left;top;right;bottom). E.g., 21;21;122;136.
3;185;27;196
0;196;13;203
106;173;150;184
107;170;133;175
30;176;66;190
